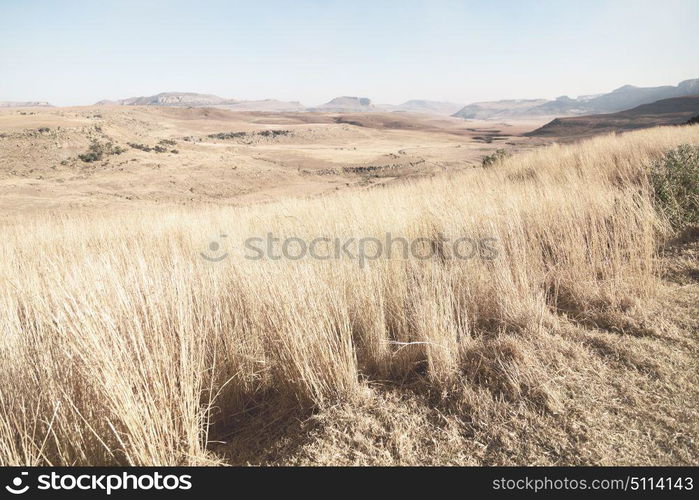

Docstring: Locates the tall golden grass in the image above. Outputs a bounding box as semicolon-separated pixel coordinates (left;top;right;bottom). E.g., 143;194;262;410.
0;125;697;465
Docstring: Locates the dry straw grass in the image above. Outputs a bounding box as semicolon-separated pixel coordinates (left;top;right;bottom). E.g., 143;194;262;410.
1;125;698;465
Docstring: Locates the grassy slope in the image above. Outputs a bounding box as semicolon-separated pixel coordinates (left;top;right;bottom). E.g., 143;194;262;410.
0;125;697;465
225;232;698;465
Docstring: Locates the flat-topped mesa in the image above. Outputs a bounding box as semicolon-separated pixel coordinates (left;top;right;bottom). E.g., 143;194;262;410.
96;92;234;106
311;96;375;112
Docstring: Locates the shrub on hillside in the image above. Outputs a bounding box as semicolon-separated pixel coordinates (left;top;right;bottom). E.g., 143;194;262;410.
208;131;246;140
650;144;699;229
78;140;126;162
481;149;509;167
128;142;153;152
128;142;171;153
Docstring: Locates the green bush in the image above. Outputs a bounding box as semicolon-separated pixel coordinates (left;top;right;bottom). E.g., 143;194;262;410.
128;142;170;153
78;140;126;162
481;149;509;167
208;131;246;140
650;144;699;229
78;140;106;162
128;142;152;152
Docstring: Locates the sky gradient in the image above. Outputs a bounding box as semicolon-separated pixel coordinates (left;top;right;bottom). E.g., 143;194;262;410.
1;0;698;106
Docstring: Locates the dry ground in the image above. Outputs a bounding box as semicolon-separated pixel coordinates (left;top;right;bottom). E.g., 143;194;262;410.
0;109;697;466
0;106;547;215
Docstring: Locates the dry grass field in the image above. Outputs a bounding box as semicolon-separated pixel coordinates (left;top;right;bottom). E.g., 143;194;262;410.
0;108;697;465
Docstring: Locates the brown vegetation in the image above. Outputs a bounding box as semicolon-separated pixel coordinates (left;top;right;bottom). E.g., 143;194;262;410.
0;124;698;465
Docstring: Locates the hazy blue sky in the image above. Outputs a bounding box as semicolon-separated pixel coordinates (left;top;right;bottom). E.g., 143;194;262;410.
1;0;698;106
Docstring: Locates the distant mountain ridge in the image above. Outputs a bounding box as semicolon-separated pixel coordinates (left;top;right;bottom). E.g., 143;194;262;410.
224;99;304;112
526;95;699;138
453;78;699;120
381;100;463;116
96;92;232;106
453;99;549;120
96;92;304;112
94;92;463;115
0;101;53;107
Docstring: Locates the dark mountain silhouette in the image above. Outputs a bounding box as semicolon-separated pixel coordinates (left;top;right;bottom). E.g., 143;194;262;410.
453;79;699;120
526;95;699;138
